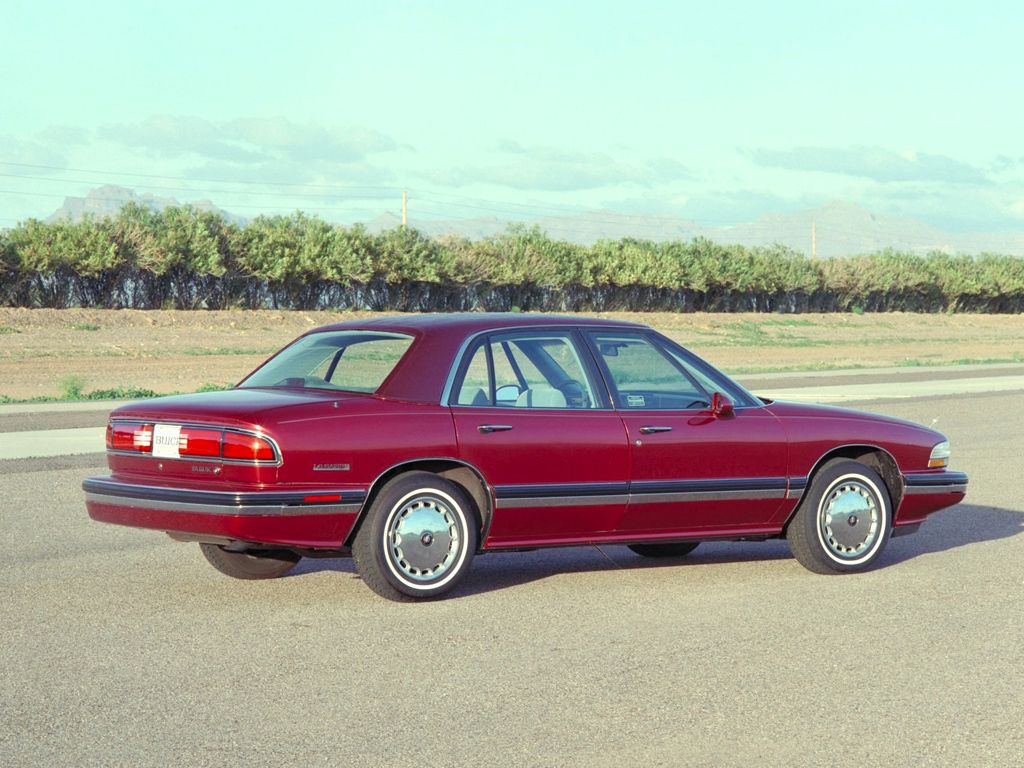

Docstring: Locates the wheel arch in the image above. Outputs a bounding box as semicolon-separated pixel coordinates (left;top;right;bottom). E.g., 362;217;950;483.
345;458;493;550
785;444;903;529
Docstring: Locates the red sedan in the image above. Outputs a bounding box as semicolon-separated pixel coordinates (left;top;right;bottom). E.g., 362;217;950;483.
83;313;967;600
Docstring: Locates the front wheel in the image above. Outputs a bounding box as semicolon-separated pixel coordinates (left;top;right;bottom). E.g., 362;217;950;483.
352;472;478;601
199;543;301;580
786;459;892;574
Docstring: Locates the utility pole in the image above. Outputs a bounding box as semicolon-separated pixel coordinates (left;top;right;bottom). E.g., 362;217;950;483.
811;221;817;259
402;190;408;228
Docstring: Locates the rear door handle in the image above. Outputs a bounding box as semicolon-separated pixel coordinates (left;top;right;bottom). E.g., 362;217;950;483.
639;425;673;434
478;424;513;433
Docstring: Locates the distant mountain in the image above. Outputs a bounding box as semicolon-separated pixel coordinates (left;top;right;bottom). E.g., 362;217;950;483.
706;201;1024;257
47;184;246;225
708;201;956;258
43;187;1024;256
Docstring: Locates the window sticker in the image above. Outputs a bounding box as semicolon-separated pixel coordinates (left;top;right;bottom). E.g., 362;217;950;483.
626;395;646;407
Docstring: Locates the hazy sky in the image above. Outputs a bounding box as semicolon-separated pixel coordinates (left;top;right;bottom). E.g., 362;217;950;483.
2;0;1022;232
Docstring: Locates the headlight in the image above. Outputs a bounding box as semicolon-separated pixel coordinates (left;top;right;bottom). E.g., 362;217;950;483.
928;440;950;469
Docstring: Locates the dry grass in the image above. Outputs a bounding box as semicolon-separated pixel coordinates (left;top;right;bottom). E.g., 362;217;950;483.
1;308;1023;399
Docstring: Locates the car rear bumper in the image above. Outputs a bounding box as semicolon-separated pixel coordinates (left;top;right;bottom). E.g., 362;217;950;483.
83;476;366;549
895;470;968;528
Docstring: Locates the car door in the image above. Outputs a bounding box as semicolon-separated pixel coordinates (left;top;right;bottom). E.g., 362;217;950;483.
449;329;629;548
584;330;789;537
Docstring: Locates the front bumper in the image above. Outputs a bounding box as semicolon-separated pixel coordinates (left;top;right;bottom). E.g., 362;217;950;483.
83;477;367;549
895;470;968;528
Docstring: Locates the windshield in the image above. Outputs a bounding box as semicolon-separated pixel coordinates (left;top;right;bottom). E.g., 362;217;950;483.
239;331;414;393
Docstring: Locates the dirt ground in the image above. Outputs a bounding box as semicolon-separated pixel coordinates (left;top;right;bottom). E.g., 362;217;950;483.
1;308;1023;399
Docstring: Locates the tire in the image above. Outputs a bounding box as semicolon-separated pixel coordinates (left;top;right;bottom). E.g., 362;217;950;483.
786;458;892;574
199;543;301;580
628;542;700;558
352;472;478;601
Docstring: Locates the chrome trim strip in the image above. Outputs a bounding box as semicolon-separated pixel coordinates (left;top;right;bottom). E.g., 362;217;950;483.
494;487;788;508
495;494;628;509
495;481;629;499
903;484;967;496
627;489;786;504
86;492;361;517
629;477;788;494
494;478;789;505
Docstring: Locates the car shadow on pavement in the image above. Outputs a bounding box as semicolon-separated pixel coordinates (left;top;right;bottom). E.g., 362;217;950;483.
881;503;1024;565
285;502;1022;597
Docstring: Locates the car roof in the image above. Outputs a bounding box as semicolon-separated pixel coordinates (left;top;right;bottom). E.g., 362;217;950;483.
317;312;645;336
311;313;648;403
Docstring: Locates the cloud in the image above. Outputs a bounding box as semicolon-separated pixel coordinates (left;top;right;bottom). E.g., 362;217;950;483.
870;181;1024;232
36;125;89;147
423;142;691;191
0;135;69;169
183;159;397;191
98;115;397;166
747;145;989;185
94;115;401;189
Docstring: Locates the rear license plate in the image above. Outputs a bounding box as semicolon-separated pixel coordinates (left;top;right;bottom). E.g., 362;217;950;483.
152;424;182;458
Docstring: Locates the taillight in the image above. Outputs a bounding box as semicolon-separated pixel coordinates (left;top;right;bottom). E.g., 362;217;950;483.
107;423;153;452
222;431;276;461
178;428;222;457
107;423;276;463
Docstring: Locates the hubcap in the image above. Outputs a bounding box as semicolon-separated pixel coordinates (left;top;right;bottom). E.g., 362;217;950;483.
819;480;880;558
387;495;460;582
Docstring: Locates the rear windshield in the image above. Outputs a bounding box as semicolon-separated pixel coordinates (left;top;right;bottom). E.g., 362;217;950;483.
239;331;414;393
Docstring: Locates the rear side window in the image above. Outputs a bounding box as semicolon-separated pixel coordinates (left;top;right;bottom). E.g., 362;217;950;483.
240;332;413;393
453;332;599;409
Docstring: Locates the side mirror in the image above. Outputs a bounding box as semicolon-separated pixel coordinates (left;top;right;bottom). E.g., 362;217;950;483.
711;392;734;418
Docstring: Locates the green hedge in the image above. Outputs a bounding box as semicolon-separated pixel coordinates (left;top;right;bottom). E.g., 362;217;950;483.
1;203;1023;312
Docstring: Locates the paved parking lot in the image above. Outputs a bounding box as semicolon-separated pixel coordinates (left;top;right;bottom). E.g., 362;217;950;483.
1;392;1021;767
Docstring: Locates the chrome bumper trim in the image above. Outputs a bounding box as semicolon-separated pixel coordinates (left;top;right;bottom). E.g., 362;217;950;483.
86;492;361;517
902;483;968;496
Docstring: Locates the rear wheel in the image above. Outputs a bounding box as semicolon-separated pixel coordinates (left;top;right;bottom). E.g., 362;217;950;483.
352;472;478;601
786;459;892;574
628;542;700;558
199;543;301;580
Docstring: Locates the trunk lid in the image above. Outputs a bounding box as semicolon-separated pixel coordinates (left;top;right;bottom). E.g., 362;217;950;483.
106;387;368;487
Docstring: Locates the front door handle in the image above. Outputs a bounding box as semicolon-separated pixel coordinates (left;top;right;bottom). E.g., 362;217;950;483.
639;425;673;434
478;424;513;433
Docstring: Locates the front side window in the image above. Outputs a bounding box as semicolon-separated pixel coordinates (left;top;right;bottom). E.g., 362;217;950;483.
240;331;413;393
453;332;598;409
589;332;710;410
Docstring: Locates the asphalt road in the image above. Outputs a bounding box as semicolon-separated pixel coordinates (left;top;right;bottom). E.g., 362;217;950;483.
1;392;1021;767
